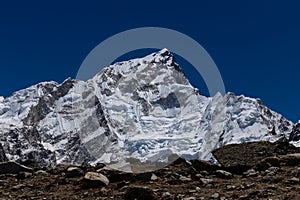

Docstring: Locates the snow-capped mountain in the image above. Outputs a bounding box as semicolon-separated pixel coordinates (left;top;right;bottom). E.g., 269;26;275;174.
0;49;299;171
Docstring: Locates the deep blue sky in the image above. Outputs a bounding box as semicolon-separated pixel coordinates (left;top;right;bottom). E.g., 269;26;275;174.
0;1;299;122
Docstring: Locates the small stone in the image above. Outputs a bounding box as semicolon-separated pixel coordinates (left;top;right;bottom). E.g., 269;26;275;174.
239;195;249;199
215;170;233;179
12;184;26;191
195;174;203;178
183;197;196;200
200;178;213;184
243;169;257;177
267;185;277;190
150;173;158;181
200;171;209;176
179;175;192;182
212;193;220;199
288;177;300;184
35;170;49;176
162;192;171;198
265;166;280;174
245;183;255;189
226;185;237;190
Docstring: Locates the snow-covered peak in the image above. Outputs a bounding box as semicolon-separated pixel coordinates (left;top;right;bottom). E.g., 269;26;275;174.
0;49;298;171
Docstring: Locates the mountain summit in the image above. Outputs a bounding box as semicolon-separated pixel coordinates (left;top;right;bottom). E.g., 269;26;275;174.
0;49;299;172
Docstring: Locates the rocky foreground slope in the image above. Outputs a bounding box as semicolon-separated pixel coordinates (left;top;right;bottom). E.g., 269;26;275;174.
0;140;299;199
0;49;299;170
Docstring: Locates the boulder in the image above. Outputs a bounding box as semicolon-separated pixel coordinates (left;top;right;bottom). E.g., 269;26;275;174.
82;172;109;188
190;159;220;172
214;170;233;179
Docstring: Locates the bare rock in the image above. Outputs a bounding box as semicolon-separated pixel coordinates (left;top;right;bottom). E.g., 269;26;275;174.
287;177;299;184
11;184;26;191
83;172;109;188
35;170;49;176
179;175;192;182
150;174;158;181
200;178;213;184
211;193;220;199
215;170;233;179
243;169;258;177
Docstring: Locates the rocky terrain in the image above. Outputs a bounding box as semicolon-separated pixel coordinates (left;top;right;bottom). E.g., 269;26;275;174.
0;140;299;200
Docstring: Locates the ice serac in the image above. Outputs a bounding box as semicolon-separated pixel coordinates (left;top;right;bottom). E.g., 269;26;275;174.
0;49;298;168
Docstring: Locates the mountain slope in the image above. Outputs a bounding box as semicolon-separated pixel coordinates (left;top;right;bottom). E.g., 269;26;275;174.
0;49;298;171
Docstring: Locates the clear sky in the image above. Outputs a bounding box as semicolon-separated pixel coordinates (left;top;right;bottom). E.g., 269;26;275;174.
0;1;299;122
